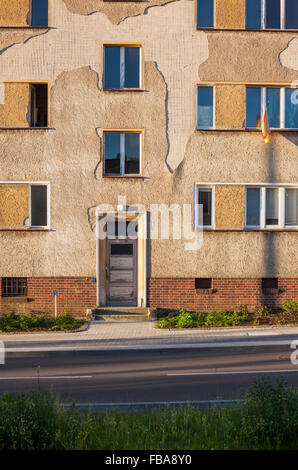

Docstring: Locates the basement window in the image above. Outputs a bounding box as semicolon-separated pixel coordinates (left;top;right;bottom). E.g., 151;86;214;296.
1;278;27;298
197;0;214;28
30;185;48;227
262;278;278;289
30;0;48;27
103;131;142;176
29;84;48;128
195;278;212;289
104;45;141;89
246;0;298;29
246;86;298;129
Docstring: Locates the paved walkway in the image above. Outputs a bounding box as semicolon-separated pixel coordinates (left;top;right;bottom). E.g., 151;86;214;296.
0;321;297;351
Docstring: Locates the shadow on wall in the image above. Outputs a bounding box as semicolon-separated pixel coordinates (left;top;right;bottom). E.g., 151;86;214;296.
283;132;298;147
261;141;279;310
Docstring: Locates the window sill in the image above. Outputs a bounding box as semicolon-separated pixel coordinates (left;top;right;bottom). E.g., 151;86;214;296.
1;296;28;303
0;26;49;29
196;128;298;132
0;127;53;131
196;27;298;33
262;288;280;295
195;288;214;295
0;228;50;231
196;228;297;232
103;88;145;92
103;175;144;178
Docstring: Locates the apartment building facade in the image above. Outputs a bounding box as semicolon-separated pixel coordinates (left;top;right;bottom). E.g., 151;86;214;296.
0;0;297;315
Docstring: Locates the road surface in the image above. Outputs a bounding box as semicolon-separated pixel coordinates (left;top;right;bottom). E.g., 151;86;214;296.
0;345;297;404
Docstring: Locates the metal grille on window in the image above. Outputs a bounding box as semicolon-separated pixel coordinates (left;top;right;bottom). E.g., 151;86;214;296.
1;278;27;298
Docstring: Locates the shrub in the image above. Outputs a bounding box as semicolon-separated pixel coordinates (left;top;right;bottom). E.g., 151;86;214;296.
282;299;298;315
176;310;196;328
0;313;85;332
239;377;298;448
0;378;297;450
253;305;271;325
157;307;249;329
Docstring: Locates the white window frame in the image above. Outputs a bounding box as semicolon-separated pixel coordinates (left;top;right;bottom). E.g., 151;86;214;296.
197;85;215;130
245;185;298;230
103;131;142;177
246;86;298;130
29;183;50;229
104;45;142;90
195;185;215;230
197;0;215;29
260;0;297;30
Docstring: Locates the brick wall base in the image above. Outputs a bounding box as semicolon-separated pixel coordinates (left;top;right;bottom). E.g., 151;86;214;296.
147;278;298;312
0;278;97;316
0;277;297;316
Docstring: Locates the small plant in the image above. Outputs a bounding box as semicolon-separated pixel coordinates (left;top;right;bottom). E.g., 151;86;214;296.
282;299;298;315
253;305;271;326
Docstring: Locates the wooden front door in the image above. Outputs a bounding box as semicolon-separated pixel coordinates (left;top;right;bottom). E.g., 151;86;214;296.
106;239;138;306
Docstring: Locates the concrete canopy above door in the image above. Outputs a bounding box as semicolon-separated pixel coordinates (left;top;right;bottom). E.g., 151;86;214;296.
95;208;147;308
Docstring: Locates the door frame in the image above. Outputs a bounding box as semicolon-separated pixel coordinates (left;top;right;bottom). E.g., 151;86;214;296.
96;209;147;307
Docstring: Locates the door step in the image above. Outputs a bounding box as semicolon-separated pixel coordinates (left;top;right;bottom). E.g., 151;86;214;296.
86;307;156;322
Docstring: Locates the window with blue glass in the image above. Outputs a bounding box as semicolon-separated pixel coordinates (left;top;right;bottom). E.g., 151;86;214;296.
197;86;214;129
246;86;298;129
246;0;298;29
104;131;141;176
246;87;262;128
104;46;141;89
266;87;280;128
31;0;48;27
197;0;214;28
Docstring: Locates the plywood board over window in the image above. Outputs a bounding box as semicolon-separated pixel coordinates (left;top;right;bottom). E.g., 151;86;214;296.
0;184;29;227
215;185;245;229
215;0;246;29
0;83;30;127
215;85;246;129
0;0;30;26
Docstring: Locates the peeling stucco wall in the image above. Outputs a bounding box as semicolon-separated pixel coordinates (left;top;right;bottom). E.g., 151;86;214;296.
61;0;182;25
280;38;298;71
0;0;297;279
0;0;208;171
215;0;245;30
215;185;245;229
200;32;298;82
215;85;246;129
0;184;29;226
0;0;30;27
0;83;30;127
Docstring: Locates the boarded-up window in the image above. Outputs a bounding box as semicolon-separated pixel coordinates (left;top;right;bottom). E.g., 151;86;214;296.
31;185;48;227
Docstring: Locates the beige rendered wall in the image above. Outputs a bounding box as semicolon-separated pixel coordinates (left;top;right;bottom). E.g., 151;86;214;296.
0;83;30;127
0;0;296;279
0;0;30;27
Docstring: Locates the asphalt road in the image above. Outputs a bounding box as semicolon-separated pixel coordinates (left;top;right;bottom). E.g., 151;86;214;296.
0;346;297;404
